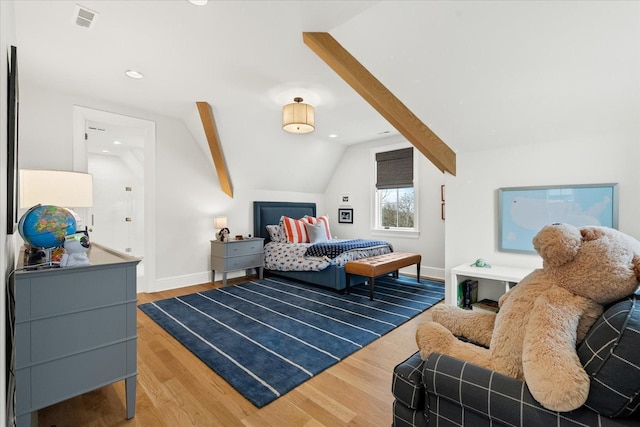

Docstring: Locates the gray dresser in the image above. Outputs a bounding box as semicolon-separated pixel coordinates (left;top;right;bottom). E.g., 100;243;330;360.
211;238;264;286
12;243;140;426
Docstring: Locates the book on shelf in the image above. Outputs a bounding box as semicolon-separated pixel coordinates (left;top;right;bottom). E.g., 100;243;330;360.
472;298;499;313
457;279;478;309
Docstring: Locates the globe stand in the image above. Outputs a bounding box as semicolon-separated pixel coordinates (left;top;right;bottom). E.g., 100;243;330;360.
24;245;61;269
43;247;53;265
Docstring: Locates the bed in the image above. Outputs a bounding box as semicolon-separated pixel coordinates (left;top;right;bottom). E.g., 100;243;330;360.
253;201;392;291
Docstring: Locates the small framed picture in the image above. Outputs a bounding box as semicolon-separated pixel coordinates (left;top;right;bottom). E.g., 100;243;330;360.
340;194;351;205
338;208;353;224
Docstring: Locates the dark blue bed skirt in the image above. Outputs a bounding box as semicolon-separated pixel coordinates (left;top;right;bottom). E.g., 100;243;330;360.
265;265;367;291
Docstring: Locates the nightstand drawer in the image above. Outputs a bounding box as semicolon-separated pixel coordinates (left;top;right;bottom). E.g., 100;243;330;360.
222;254;263;270
211;239;263;257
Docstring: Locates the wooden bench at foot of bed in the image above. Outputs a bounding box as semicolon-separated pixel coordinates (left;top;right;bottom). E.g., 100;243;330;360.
345;251;421;301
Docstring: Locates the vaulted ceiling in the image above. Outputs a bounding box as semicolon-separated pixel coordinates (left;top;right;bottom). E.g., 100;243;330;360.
13;1;636;192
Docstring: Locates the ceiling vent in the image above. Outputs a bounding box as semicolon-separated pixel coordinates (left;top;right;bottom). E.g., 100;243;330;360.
73;4;99;29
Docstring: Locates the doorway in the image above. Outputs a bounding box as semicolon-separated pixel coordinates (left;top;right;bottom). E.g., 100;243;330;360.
85;120;144;257
73;106;156;293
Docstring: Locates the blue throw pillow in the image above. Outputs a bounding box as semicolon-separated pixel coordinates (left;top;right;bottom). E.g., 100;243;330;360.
577;293;640;417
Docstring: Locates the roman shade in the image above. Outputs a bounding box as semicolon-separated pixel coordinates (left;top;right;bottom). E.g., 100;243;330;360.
375;148;413;190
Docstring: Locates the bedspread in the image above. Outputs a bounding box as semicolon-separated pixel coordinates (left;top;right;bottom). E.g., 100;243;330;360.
264;239;392;272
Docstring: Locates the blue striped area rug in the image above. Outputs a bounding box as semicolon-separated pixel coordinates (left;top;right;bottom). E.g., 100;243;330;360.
138;275;444;408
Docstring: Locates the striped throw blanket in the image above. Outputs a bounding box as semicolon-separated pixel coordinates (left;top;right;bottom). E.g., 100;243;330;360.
304;239;390;259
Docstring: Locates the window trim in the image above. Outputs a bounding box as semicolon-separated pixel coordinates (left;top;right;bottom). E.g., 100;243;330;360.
370;142;419;237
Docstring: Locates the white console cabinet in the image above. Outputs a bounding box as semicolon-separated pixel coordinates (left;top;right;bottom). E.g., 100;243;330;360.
448;263;533;306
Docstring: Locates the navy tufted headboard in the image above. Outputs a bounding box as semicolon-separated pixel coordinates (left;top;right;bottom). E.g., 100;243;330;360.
253;201;316;244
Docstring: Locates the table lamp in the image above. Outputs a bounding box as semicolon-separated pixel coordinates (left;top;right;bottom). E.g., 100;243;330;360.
214;216;227;240
20;169;93;209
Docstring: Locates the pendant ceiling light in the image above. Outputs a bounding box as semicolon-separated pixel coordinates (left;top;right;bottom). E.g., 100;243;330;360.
282;97;315;134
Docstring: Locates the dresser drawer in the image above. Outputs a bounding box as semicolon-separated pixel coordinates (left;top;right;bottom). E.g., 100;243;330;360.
15;266;131;321
16;303;136;368
16;341;134;414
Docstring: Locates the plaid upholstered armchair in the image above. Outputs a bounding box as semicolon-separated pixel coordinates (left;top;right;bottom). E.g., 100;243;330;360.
392;293;640;427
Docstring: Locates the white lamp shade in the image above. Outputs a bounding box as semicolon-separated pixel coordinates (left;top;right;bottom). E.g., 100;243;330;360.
214;216;227;229
282;100;315;134
19;169;94;208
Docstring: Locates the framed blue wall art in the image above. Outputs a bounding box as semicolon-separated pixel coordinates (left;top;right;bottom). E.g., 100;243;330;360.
498;183;618;253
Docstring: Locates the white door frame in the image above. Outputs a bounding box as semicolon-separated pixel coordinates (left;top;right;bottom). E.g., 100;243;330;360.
72;105;156;293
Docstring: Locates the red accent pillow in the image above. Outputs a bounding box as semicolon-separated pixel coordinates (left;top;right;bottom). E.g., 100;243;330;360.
280;216;309;243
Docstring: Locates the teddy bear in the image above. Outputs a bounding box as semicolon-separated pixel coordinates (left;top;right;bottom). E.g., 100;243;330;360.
416;223;640;412
218;227;231;242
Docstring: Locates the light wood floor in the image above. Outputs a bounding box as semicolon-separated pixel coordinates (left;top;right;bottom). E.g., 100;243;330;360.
37;275;438;427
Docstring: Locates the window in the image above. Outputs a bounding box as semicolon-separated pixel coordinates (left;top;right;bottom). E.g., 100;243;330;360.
373;146;417;232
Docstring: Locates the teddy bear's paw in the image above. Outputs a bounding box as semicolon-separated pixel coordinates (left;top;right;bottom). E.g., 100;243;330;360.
431;305;496;347
529;380;589;412
415;322;457;360
525;357;590;412
431;304;456;323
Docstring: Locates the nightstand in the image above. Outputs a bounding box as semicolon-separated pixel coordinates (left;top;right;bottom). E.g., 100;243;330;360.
211;238;264;286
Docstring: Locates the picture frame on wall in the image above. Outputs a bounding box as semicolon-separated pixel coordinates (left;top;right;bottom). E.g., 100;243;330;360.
338;208;353;224
6;45;19;234
339;194;351;205
498;183;618;253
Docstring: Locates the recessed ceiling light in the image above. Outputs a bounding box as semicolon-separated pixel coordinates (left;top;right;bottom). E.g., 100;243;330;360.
188;0;208;5
328;134;338;138
113;140;122;145
125;70;143;79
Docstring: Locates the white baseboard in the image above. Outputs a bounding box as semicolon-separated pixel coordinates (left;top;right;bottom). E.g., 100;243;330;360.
149;271;212;293
399;265;444;281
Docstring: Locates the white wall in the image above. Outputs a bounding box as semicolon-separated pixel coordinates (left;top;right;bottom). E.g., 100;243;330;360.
445;134;640;304
325;134;446;280
440;1;640;305
18;84;327;292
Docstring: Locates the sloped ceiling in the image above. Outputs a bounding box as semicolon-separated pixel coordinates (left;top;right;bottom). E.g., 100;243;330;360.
13;1;637;192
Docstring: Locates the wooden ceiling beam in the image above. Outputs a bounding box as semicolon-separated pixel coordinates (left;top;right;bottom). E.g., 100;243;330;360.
196;102;233;198
303;32;456;175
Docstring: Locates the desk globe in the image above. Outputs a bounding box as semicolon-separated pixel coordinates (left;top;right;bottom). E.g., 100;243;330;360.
18;205;77;249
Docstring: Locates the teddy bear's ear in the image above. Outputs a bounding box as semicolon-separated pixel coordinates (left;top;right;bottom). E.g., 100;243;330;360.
580;228;599;242
533;224;581;267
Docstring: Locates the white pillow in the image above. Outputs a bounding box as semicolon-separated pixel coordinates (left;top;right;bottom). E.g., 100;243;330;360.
305;221;328;243
265;223;286;243
303;215;332;240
